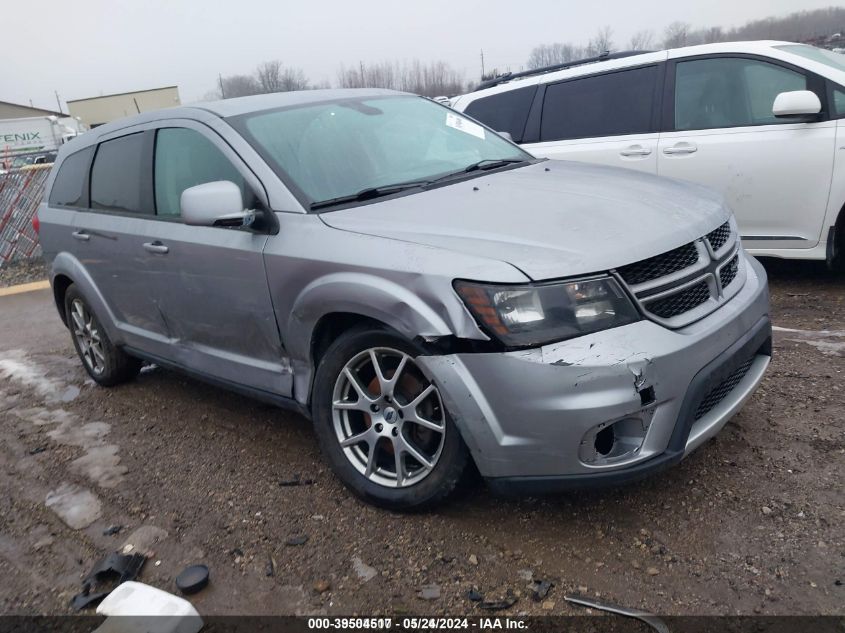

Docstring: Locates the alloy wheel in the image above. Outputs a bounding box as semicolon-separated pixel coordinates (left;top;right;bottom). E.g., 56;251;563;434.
70;299;106;376
331;347;446;488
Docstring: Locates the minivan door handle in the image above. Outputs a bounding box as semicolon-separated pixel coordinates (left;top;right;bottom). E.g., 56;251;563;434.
663;143;698;155
619;145;652;157
71;230;90;241
143;241;169;255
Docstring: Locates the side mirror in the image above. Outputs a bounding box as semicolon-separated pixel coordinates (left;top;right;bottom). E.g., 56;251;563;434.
180;181;255;228
497;131;514;142
772;90;821;118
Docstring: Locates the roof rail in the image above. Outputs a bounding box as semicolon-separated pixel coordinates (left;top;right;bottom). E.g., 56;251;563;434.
474;50;653;91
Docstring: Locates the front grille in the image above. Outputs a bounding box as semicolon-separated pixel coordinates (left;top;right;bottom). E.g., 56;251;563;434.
645;280;710;318
694;356;755;420
707;222;731;252
617;242;699;285
615;220;742;327
720;255;739;289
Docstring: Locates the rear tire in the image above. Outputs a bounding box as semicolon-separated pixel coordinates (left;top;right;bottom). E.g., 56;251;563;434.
64;284;141;386
312;326;468;510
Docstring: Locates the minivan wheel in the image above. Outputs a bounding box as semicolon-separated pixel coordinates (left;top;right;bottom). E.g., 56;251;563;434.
64;284;141;386
312;327;468;510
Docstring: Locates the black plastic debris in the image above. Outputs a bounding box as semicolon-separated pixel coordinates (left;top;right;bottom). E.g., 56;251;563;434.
176;564;210;595
71;552;146;610
102;525;123;536
285;535;309;546
467;588;483;602
532;580;553;601
279;474;314;487
265;556;275;577
28;447;47;455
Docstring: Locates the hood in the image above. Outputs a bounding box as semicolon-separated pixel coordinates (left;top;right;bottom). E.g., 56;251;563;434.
319;161;730;281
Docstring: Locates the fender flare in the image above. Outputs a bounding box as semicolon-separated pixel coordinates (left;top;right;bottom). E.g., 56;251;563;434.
286;272;473;404
50;252;124;345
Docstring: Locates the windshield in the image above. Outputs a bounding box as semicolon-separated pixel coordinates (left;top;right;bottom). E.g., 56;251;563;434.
230;95;532;209
776;44;845;73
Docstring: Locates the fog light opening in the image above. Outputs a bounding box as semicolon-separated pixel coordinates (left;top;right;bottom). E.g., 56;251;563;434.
594;426;615;456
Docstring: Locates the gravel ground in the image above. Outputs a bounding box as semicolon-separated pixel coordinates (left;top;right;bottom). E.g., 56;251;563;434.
0;257;842;617
0;257;48;288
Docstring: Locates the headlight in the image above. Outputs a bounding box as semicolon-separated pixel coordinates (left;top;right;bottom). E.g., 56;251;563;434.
454;276;640;347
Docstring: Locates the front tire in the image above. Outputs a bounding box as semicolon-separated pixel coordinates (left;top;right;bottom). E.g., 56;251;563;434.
64;284;141;386
312;327;468;510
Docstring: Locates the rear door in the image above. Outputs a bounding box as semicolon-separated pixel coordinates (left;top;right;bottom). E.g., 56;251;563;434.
72;131;170;348
523;64;663;174
144;121;287;395
658;55;835;251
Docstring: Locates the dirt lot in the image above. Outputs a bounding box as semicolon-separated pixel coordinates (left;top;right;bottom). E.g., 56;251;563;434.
0;258;842;617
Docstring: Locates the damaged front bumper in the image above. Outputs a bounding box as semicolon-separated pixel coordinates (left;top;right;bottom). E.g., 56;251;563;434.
417;255;771;494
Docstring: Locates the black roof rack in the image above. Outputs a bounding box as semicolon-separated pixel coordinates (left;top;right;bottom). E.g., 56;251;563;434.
474;50;653;91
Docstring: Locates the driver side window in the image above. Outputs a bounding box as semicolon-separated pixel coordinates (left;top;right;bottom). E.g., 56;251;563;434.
154;128;246;217
674;57;808;131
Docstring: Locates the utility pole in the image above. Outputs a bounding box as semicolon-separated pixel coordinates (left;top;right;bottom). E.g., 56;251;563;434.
219;73;226;99
54;90;62;113
480;49;485;78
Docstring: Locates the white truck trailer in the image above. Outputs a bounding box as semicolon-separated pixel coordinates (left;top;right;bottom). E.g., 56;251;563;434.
0;116;85;170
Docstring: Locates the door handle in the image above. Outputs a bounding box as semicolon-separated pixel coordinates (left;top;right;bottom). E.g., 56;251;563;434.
71;230;90;241
619;146;652;157
143;241;169;254
663;143;698;155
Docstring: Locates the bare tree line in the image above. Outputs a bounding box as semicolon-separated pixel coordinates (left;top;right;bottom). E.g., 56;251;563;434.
337;60;465;97
208;59;466;100
206;60;323;100
527;6;845;70
206;6;845;99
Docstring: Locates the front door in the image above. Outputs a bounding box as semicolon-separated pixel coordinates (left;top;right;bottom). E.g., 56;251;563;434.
144;124;287;395
658;55;835;251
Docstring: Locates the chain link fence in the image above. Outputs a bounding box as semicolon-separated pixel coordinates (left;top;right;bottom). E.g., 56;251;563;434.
0;165;50;266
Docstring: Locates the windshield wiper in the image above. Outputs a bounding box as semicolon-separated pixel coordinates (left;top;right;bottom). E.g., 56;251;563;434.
462;158;527;173
425;158;529;186
310;180;430;210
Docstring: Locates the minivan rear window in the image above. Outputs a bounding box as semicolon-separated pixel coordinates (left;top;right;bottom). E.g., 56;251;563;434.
540;65;658;141
90;133;149;214
464;86;537;142
48;146;93;208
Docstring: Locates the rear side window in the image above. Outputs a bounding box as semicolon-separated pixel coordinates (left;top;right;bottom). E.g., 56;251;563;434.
154;128;246;217
540;66;658;141
90;133;149;214
674;57;807;130
464;86;536;142
48;147;93;208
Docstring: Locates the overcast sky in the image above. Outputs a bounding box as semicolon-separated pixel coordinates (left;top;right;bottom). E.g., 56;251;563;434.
3;0;835;111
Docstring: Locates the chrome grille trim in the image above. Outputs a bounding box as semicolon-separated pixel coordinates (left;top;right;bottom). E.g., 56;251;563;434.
612;219;744;328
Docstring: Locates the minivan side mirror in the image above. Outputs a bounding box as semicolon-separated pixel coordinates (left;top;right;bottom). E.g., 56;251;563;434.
772;90;821;118
497;131;514;141
181;180;255;228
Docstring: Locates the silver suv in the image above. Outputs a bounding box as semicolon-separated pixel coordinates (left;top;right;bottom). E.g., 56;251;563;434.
38;89;771;509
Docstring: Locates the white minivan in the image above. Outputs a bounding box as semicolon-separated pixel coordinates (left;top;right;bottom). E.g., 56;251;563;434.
450;41;845;267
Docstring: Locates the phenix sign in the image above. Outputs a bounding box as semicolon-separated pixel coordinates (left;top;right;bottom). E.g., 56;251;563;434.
2;132;42;144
